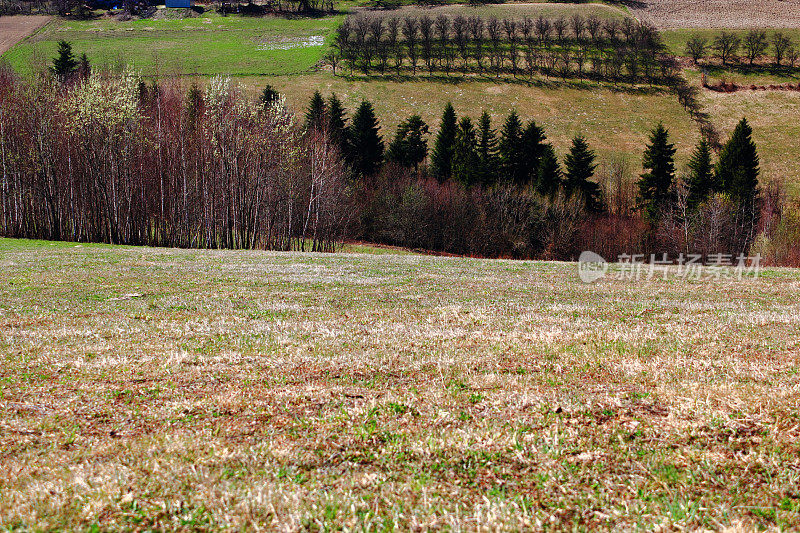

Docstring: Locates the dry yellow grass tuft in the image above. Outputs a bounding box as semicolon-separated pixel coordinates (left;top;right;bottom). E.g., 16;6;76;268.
1;238;800;530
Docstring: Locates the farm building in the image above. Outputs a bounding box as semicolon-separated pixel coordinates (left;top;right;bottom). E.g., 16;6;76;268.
165;0;191;7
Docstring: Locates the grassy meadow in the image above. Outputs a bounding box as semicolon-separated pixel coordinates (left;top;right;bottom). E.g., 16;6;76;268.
1;238;800;529
702;89;800;194
1;12;343;76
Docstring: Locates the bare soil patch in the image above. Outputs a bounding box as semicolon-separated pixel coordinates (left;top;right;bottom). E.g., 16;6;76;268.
629;0;800;29
0;15;51;55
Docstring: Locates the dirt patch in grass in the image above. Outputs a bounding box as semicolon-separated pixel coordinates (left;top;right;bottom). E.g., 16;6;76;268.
0;15;51;55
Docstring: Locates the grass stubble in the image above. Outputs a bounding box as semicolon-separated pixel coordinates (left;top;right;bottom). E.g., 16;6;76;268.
1;238;800;530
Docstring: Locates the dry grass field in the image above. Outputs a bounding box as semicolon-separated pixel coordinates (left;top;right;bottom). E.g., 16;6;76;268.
0;15;51;55
702;90;800;195
629;0;800;29
2;238;800;530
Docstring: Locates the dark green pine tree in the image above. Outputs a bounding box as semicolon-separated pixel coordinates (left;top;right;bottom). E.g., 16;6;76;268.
476;111;499;186
716;118;760;205
451;117;481;187
348;100;384;177
77;52;91;80
387;115;429;173
327;93;349;157
498;111;525;184
536;144;562;197
520;121;547;186
685;138;716;210
637;123;677;221
51;40;77;80
305;91;327;131
430;102;458;182
564;136;602;212
260;84;280;108
715;117;761;253
185;83;203;129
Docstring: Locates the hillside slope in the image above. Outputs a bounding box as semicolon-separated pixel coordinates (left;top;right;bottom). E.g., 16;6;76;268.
1;239;799;529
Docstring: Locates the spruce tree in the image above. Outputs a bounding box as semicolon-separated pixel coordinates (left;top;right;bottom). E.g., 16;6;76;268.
77;53;91;80
430;102;458;182
637;123;676;221
260;85;280;108
348;100;384;177
387;115;429;173
476;111;499;186
305;91;327;131
715;118;760;253
521;120;547;186
716;118;760;205
498;111;524;184
327;93;349;157
51;40;77;80
564;136;602;212
537;144;562;197
685;138;715;210
186;83;203;129
451;117;481;187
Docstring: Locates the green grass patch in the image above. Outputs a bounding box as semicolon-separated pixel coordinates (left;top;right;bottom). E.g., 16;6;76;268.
2;12;344;76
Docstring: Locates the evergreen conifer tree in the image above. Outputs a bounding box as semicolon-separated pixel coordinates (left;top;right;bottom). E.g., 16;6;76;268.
537;144;562;197
348;100;384;177
51;40;77;80
498;111;524;184
451;117;480;187
637;123;677;221
476;111;499;186
564;136;602;212
685;138;715;210
716;118;760;205
305;91;327;131
714;118;760;252
327;93;349;157
387;115;429;173
521;121;547;186
430;102;458;182
260;85;280;108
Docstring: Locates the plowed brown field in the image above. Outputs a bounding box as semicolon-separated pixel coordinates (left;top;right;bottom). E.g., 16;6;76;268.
629;0;800;29
0;15;50;55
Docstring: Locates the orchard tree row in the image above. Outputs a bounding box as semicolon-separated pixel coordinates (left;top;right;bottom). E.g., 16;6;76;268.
685;30;799;68
330;13;680;84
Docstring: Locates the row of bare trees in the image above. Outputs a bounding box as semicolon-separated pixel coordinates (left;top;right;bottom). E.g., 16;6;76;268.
332;13;676;84
0;67;350;251
686;30;799;68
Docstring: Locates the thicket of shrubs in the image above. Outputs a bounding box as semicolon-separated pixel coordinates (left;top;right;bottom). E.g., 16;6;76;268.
0;60;351;251
331;13;680;85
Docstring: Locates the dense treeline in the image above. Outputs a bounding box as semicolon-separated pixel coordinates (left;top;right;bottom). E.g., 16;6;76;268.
304;88;771;260
2;44;797;263
331;13;680;85
0;66;350;251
